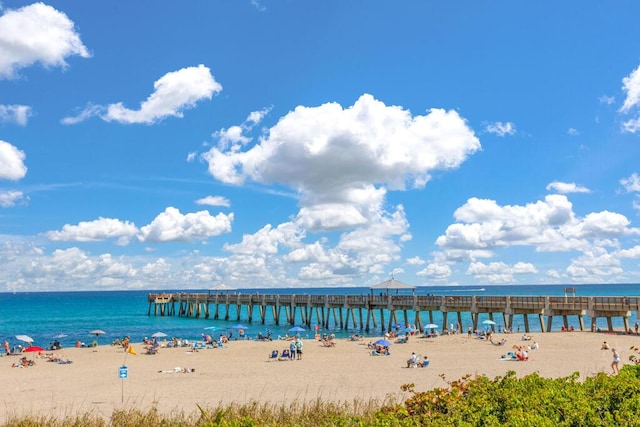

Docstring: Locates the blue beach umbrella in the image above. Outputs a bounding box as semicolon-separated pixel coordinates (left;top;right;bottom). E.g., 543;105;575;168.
231;324;248;329
288;326;306;333
374;339;392;347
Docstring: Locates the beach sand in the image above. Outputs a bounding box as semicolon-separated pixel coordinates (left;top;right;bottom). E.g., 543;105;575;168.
0;331;638;421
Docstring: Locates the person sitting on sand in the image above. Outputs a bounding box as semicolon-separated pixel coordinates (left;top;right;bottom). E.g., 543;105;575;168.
522;333;533;341
530;341;539;350
601;341;610;350
420;356;430;367
407;352;419;368
321;337;336;347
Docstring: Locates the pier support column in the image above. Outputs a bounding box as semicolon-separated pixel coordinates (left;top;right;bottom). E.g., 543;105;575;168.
538;314;546;332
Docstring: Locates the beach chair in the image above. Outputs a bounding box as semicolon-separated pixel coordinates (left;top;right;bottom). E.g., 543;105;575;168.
407;354;420;368
268;350;278;361
278;349;291;361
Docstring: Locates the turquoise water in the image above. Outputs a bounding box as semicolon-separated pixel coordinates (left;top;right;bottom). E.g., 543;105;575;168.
1;284;638;349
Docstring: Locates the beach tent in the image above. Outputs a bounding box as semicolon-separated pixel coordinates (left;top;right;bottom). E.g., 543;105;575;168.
370;278;416;295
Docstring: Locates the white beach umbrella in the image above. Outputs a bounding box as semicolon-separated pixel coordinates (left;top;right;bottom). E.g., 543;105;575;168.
15;335;34;343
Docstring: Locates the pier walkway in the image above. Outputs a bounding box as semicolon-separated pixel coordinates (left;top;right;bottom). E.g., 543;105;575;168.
147;293;640;333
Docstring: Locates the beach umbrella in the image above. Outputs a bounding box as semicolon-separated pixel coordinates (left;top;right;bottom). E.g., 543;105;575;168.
374;339;392;347
424;324;439;329
23;346;44;353
151;332;167;338
89;329;106;345
15;335;34;343
288;326;306;333
482;320;496;325
231;324;248;329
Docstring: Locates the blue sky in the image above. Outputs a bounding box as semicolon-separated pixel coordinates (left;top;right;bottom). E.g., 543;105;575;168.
2;1;640;292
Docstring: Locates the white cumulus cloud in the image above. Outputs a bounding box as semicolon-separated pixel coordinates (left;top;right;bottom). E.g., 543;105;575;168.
63;65;222;125
0;2;90;79
417;263;451;281
195;195;231;208
620;173;640;193
485;121;516;136
434;194;640;275
620;64;640;133
546;181;590;194
620;65;640;113
203;94;480;231
466;261;537;283
0;105;31;125
137;207;233;243
0;140;27;180
0;190;24;207
45;217;138;245
211;108;270;151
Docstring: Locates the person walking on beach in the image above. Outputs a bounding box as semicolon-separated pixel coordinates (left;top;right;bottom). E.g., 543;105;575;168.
611;348;620;374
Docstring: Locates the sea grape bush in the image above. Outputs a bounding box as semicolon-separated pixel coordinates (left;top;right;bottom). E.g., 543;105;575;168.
396;367;640;426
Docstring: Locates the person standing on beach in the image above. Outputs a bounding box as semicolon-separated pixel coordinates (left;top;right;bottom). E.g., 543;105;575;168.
611;348;620;374
289;341;297;361
295;338;303;360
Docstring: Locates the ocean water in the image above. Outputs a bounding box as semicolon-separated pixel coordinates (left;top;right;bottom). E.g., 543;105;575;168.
1;284;638;349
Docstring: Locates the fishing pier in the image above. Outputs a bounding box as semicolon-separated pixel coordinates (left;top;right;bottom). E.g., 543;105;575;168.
147;292;640;334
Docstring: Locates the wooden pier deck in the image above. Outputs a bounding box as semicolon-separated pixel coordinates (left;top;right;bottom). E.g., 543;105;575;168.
147;293;640;333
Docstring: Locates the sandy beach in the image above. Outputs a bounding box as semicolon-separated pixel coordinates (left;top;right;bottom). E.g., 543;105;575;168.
0;331;638;421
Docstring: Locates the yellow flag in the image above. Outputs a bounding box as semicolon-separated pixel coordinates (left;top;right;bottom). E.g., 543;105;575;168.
127;345;137;355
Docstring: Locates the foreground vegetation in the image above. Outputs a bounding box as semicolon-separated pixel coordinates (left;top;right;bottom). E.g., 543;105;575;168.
5;365;640;426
